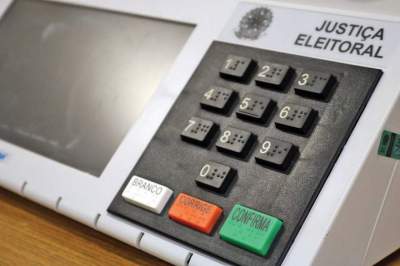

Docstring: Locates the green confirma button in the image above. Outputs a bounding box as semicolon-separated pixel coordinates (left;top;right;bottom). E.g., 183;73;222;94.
219;204;283;256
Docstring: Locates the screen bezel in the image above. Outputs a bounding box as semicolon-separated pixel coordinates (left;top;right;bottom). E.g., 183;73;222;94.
0;0;195;177
0;0;230;220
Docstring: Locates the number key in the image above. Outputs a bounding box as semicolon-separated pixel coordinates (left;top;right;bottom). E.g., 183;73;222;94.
255;137;297;171
294;70;335;99
216;127;255;158
236;93;275;123
255;62;292;90
195;162;236;193
180;117;218;147
275;104;317;135
219;55;256;82
200;86;236;114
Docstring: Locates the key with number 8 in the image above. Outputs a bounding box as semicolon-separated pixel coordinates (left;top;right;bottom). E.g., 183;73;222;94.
275;103;317;135
216;126;255;158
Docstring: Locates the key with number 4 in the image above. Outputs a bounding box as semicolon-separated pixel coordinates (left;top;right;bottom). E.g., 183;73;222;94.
200;86;236;114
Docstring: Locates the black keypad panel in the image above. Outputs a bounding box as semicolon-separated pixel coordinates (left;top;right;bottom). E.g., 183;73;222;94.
219;54;256;82
200;86;236;114
255;62;292;89
216;127;255;158
195;161;235;193
275;103;317;135
294;70;335;99
109;42;382;266
255;137;296;171
180;117;218;147
236;93;275;123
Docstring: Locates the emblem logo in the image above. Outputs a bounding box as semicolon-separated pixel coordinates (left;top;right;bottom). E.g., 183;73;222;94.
235;7;273;40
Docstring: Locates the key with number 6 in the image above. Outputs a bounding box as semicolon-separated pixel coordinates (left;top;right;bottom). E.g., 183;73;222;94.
275;104;317;135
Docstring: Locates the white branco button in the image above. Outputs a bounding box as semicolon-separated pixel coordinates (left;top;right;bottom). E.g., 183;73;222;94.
122;175;173;214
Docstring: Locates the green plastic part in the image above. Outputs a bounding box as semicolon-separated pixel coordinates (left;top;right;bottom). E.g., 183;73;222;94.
378;130;392;157
378;130;400;160
392;134;400;160
219;204;283;256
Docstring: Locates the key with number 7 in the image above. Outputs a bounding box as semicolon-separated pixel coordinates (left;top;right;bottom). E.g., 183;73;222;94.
180;117;218;147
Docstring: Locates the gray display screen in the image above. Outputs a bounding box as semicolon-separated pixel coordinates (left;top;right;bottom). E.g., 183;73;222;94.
0;0;194;176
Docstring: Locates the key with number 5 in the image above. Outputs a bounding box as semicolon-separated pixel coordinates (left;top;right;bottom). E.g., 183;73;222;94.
236;93;275;123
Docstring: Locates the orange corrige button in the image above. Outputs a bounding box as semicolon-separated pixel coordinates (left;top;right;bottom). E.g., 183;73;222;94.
168;193;223;234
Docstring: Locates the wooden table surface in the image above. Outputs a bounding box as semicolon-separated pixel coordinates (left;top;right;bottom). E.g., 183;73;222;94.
0;187;398;266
